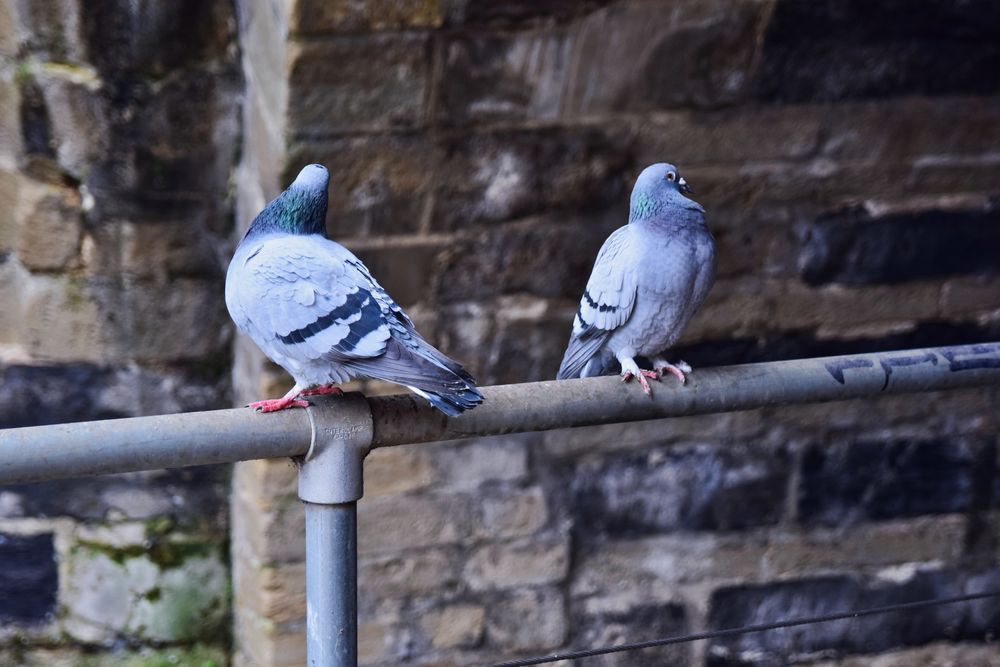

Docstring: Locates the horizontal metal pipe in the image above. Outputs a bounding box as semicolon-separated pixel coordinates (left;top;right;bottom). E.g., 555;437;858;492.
369;342;1000;447
0;406;311;483
0;343;998;484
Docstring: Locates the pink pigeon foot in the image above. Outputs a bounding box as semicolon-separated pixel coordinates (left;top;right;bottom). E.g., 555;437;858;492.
248;397;310;413
654;360;691;385
620;369;656;396
298;385;344;398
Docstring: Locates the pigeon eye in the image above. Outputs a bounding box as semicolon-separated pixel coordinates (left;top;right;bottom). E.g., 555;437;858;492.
665;171;676;182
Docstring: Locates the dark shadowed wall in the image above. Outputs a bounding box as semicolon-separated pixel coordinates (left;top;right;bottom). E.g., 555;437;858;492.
231;1;1000;666
0;1;239;664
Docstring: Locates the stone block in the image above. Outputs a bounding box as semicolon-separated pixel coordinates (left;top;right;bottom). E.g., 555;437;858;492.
4;466;227;525
358;493;472;554
445;1;610;28
475;486;549;540
235;608;307;667
812;643;1000;667
571;602;689;667
709;220;798;280
541;411;766;460
678;277;773;342
940;277;1000;319
0;362;229;428
419;603;485;649
708;575;862;665
429;127;630;230
911;158;1000;197
0;1;15;57
359;547;458;597
233;458;299;505
486;586;567;652
9;0;86;62
434;435;530;490
427;301;491;381
465;533;570;591
635;107;821;167
19;274;104;362
436;28;573;125
365;445;438;498
488;308;574;384
799;204;1000;287
707;567;1000;664
431;216;616;303
0;69;21;164
290;0;444;34
798;438;979;526
359;616;407;664
77;0;234;77
239;0;291;124
86;219;223;281
235;560;305;625
816;97;1000;165
232;490;305;564
571;533;765;609
775;281;942;334
34;63;107;179
752;0;1000;103
348;238;444;307
62;540;227;643
286;34;429;134
0;645;228;667
764;516;967;577
290;135;438;239
96;277;231;363
562;0;771;115
14;178;82;270
0;172;22;261
569;442;791;536
0;532;57;624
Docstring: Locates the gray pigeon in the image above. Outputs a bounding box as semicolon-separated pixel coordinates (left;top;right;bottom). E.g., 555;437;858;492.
225;164;483;415
557;163;715;395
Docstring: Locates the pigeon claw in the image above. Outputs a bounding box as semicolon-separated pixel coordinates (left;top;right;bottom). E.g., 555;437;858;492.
654;361;690;385
620;370;654;396
248;397;311;413
298;385;344;398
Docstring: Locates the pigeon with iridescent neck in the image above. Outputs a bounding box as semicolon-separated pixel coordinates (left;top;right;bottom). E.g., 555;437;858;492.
556;163;715;395
225;164;483;415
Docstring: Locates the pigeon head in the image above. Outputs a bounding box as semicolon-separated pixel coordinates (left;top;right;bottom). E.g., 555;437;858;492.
629;162;702;222
243;164;330;239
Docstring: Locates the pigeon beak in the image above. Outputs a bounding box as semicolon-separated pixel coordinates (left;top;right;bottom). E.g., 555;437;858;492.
678;176;693;194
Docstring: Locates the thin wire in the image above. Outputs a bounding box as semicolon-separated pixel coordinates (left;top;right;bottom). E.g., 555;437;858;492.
484;590;1000;667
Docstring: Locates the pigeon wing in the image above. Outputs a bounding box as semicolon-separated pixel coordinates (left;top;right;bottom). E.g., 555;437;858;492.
557;226;638;379
227;235;482;414
226;236;394;371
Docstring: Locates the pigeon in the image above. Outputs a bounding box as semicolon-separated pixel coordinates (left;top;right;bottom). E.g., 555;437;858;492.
556;163;715;395
225;164;483;416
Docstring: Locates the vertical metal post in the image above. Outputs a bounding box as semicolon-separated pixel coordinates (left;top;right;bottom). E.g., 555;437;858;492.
298;394;373;667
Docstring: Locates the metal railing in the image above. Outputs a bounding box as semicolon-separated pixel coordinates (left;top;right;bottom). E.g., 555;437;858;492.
1;342;999;666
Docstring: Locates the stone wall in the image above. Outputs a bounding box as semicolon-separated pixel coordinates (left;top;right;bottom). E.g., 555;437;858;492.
0;0;998;666
0;1;240;665
232;1;1000;666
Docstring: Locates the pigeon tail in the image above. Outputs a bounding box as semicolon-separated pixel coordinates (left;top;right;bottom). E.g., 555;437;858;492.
332;337;484;416
407;384;484;418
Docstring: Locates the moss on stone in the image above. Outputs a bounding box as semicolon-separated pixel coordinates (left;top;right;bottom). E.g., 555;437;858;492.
73;539;217;570
143;516;176;540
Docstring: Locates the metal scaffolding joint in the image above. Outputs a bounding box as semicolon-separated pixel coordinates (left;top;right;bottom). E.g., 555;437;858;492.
299;393;373;505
